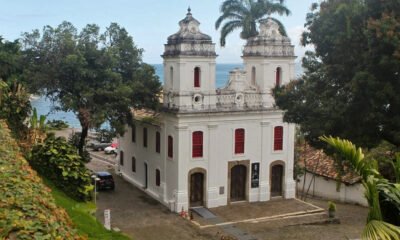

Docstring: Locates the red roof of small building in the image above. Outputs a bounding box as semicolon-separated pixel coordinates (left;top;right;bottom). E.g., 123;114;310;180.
297;144;361;185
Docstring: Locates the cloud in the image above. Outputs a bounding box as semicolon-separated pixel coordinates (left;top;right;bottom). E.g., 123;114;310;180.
287;25;314;62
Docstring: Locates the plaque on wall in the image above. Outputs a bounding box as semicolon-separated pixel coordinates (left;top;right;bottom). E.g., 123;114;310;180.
251;163;260;188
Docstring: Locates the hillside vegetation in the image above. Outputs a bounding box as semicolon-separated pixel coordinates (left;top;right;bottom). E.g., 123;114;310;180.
0;120;85;239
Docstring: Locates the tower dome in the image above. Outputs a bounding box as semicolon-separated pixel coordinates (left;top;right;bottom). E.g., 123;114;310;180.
243;18;295;57
163;8;216;57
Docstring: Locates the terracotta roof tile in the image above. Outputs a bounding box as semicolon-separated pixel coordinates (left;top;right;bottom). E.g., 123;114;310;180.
298;144;361;185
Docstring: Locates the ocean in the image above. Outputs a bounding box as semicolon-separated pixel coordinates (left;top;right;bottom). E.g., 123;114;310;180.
31;63;303;128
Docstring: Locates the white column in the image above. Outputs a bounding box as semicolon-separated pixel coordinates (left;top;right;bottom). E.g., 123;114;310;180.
284;123;296;199
259;121;270;201
207;124;220;208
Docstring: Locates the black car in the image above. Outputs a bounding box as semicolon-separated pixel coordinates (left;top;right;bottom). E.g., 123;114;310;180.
94;171;115;190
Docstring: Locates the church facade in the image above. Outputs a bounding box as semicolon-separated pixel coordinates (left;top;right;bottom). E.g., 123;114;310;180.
117;10;297;212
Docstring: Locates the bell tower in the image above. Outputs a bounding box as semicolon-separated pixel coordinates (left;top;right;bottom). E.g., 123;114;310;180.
242;19;296;106
162;8;217;111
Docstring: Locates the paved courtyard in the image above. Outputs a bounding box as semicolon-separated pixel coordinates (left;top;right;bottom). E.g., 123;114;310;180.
87;154;367;240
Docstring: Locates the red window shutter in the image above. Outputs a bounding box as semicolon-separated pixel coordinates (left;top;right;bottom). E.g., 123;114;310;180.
192;131;203;158
156;131;160;153
274;126;283;150
168;136;173;158
235;129;245;154
276;68;281;86
194;67;200;87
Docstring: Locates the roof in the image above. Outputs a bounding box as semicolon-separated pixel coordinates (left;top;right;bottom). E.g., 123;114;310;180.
131;108;161;125
297;144;361;185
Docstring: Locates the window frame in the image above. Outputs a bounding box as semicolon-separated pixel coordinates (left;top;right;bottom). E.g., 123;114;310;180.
274;126;284;151
192;131;203;158
168;135;173;158
143;127;148;148
234;128;245;154
156;169;160;187
131;156;136;172
194;67;200;88
156;131;161;153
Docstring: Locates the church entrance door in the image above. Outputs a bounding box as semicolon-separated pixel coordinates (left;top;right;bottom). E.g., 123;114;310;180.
230;165;247;201
271;164;283;197
190;172;204;207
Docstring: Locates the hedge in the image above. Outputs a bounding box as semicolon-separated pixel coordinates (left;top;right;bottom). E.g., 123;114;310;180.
0;120;86;240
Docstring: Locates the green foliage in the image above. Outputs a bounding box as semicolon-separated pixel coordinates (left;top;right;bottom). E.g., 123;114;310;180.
47;119;69;130
215;0;290;46
274;0;400;149
321;136;400;239
0;120;85;239
95;128;116;143
29;136;93;201
21;22;161;157
328;201;336;211
44;178;130;240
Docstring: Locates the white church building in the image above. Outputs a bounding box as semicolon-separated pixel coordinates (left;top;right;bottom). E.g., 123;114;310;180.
117;9;297;212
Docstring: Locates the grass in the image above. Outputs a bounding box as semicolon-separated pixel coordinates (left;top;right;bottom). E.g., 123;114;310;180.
43;178;131;240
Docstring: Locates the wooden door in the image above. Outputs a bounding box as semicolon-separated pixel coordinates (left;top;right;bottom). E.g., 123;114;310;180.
271;165;283;197
230;165;247;201
190;172;204;207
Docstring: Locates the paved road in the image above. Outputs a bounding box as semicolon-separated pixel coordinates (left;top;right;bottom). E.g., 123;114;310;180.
86;155;219;240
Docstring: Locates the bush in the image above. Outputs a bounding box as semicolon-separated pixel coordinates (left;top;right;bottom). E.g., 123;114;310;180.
0;120;85;239
95;128;116;143
47;119;69;130
29;136;93;201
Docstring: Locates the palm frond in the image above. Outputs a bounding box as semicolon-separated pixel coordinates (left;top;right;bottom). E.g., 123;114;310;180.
215;12;244;30
219;20;243;47
362;220;400;240
260;1;291;16
320;136;380;180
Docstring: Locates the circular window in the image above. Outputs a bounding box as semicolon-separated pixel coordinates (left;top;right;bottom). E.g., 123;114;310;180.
235;93;244;104
193;94;202;105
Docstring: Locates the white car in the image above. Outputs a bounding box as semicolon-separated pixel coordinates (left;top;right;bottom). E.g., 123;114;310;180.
104;143;118;154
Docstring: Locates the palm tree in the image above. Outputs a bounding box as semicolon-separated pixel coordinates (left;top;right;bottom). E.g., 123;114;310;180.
215;0;290;47
320;136;400;240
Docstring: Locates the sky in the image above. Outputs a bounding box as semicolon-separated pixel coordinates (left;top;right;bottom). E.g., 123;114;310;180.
0;0;316;63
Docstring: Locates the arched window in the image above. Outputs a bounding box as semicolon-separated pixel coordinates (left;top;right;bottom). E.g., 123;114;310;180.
192;131;203;158
170;66;174;87
120;151;124;166
251;66;256;85
276;67;282;86
155;131;160;153
156;169;161;186
168;135;173;158
194;67;200;88
131;157;136;172
274;126;283;151
235;128;245;154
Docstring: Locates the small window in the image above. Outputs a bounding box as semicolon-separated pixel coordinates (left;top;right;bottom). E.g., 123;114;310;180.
168;135;173;158
192;131;203;158
235;128;245;154
251;66;256;85
131;124;136;142
274;126;283;151
156;131;160;153
276;67;282;86
170;66;174;88
143;127;148;148
120;151;124;166
194;67;200;88
132;157;136;172
156;169;160;186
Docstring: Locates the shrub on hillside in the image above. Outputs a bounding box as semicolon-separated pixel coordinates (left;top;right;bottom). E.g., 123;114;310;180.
29;136;93;201
0;120;85;239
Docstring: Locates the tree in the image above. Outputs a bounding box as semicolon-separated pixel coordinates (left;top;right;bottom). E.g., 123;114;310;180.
321;136;400;239
273;0;400;149
215;0;290;46
21;22;161;156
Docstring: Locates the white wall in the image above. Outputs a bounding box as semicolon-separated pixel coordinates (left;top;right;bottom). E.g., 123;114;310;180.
298;172;368;207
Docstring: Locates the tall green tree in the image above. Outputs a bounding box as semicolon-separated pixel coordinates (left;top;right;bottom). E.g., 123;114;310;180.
0;37;31;137
274;0;400;149
215;0;290;46
321;136;400;239
21;22;161;156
